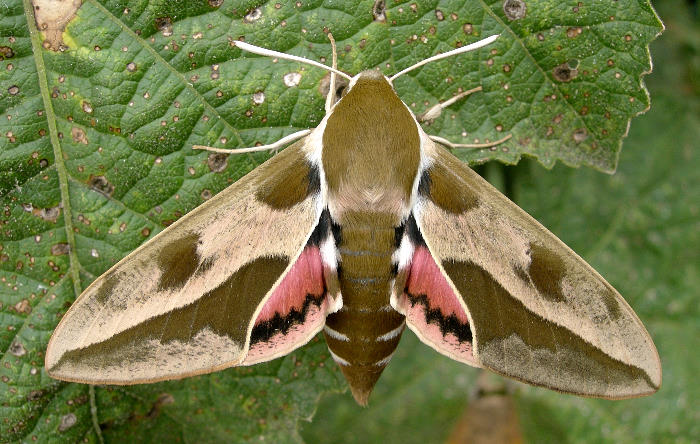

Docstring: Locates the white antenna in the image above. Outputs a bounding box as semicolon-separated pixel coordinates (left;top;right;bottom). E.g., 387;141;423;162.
390;34;500;81
234;40;353;81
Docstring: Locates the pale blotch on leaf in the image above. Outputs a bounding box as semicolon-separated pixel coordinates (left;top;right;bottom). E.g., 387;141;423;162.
373;0;387;22
9;340;27;357
567;27;583;38
503;0;527;20
201;189;212;200
284;72;302;87
319;73;349;104
244;8;262;23
32;0;81;51
8;85;19;95
58;413;77;432
34;205;61;223
155;16;173;37
207;152;228;172
81;101;92;113
50;242;70;256
553;62;578;82
14;299;31;314
253;91;265;105
91;248;99;257
88;175;115;197
126;62;137;72
573;128;588;143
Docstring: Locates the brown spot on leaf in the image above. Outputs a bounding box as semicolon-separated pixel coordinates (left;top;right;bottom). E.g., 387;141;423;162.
33;205;61;223
0;46;14;59
58;413;77;432
244;7;262;23
319;73;349;106
27;389;45;401
9;340;26;356
14;299;32;314
88;175;114;197
51;243;70;255
503;0;527;20
207;152;228;172
373;0;386;22
32;0;82;51
71;127;88;145
553;63;578;82
155;17;173;37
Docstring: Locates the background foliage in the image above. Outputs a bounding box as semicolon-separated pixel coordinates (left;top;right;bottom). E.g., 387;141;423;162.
0;0;696;443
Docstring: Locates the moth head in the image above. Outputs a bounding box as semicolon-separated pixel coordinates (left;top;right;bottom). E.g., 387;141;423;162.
343;70;396;99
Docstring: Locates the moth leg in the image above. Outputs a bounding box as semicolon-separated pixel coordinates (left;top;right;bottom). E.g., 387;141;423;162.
192;129;311;154
417;86;482;123
429;133;512;150
325;32;338;113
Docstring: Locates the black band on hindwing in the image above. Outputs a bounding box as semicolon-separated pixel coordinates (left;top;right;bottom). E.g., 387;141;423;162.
405;292;473;343
250;293;325;344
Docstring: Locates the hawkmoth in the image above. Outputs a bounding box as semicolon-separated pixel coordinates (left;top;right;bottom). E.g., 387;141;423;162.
45;34;661;406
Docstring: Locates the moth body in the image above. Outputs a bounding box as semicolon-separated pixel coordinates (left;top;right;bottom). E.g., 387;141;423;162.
45;38;660;407
315;71;422;403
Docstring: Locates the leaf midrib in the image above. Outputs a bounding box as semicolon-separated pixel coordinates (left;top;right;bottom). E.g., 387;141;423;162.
23;0;83;300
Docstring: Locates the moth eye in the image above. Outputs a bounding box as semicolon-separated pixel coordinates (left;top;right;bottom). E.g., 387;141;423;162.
337;84;348;98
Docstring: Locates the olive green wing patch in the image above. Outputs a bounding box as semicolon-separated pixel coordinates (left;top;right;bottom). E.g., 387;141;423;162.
46;139;322;384
414;140;661;398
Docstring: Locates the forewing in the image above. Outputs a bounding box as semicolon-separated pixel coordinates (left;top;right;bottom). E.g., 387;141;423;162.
46;138;326;384
411;139;661;398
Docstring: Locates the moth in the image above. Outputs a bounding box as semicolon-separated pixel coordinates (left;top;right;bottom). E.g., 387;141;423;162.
46;34;661;406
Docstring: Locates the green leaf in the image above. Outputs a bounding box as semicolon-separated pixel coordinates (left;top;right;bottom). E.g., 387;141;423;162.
0;0;663;442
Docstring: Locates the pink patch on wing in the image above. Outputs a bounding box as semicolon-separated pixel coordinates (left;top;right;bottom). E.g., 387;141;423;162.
406;247;469;323
255;247;324;323
243;246;327;365
396;246;478;366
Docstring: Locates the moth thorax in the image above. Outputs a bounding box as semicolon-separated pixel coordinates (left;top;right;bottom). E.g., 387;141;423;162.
322;71;421;218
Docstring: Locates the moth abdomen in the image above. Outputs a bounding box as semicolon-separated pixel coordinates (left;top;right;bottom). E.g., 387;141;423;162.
323;223;405;405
